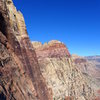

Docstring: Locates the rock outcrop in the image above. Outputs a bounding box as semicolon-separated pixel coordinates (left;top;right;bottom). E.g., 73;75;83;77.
32;40;70;59
72;55;100;80
0;0;98;100
32;41;96;100
72;54;100;99
0;0;51;100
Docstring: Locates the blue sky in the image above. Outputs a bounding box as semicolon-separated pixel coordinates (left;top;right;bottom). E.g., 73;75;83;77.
13;0;100;56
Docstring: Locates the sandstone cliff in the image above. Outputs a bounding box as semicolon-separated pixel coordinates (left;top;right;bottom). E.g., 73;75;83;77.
32;41;96;100
0;0;51;100
72;54;100;99
0;0;98;100
72;55;100;80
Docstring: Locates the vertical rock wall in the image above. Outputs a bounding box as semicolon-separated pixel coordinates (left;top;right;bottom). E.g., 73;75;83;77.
32;41;96;100
0;0;51;100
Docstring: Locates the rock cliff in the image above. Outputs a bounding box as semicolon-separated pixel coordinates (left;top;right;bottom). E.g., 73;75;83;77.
0;0;98;100
0;0;51;100
72;54;100;99
32;41;95;100
72;55;100;80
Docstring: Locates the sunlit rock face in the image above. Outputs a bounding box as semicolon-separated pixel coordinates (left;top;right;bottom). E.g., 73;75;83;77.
72;54;100;99
32;41;95;100
32;40;71;59
72;54;100;79
0;0;51;100
0;0;98;99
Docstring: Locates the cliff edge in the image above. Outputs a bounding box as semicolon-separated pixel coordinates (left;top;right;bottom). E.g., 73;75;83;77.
0;0;51;100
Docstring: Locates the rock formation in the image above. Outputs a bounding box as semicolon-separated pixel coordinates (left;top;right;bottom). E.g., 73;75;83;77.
0;0;51;100
32;41;96;100
72;54;100;99
0;0;99;100
72;55;100;80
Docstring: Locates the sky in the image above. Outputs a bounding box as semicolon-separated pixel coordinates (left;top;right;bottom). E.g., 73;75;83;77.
13;0;100;56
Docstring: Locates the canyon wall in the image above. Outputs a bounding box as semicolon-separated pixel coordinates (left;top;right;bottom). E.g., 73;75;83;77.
0;0;51;99
32;41;96;100
72;54;100;99
0;0;98;100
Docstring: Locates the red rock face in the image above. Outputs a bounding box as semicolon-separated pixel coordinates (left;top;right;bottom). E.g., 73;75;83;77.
32;41;96;100
74;58;87;64
65;96;73;100
33;42;71;59
0;0;51;100
95;90;100;100
19;37;51;100
72;55;100;79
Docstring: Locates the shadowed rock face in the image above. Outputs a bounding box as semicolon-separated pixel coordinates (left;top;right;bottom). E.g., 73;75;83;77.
0;12;7;36
32;41;96;100
0;0;51;100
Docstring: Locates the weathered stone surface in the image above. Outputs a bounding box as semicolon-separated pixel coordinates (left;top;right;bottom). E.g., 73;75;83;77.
0;0;51;100
72;54;100;99
72;54;100;79
0;0;99;99
32;40;71;59
32;41;95;100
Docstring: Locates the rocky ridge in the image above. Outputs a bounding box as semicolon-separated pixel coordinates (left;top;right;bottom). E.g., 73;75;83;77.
32;40;71;59
32;41;96;100
72;54;100;99
72;54;100;79
0;0;51;100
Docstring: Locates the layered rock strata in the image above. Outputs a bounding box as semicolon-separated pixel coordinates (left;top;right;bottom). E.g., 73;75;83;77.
32;41;95;100
0;0;98;100
72;54;100;99
0;0;51;100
